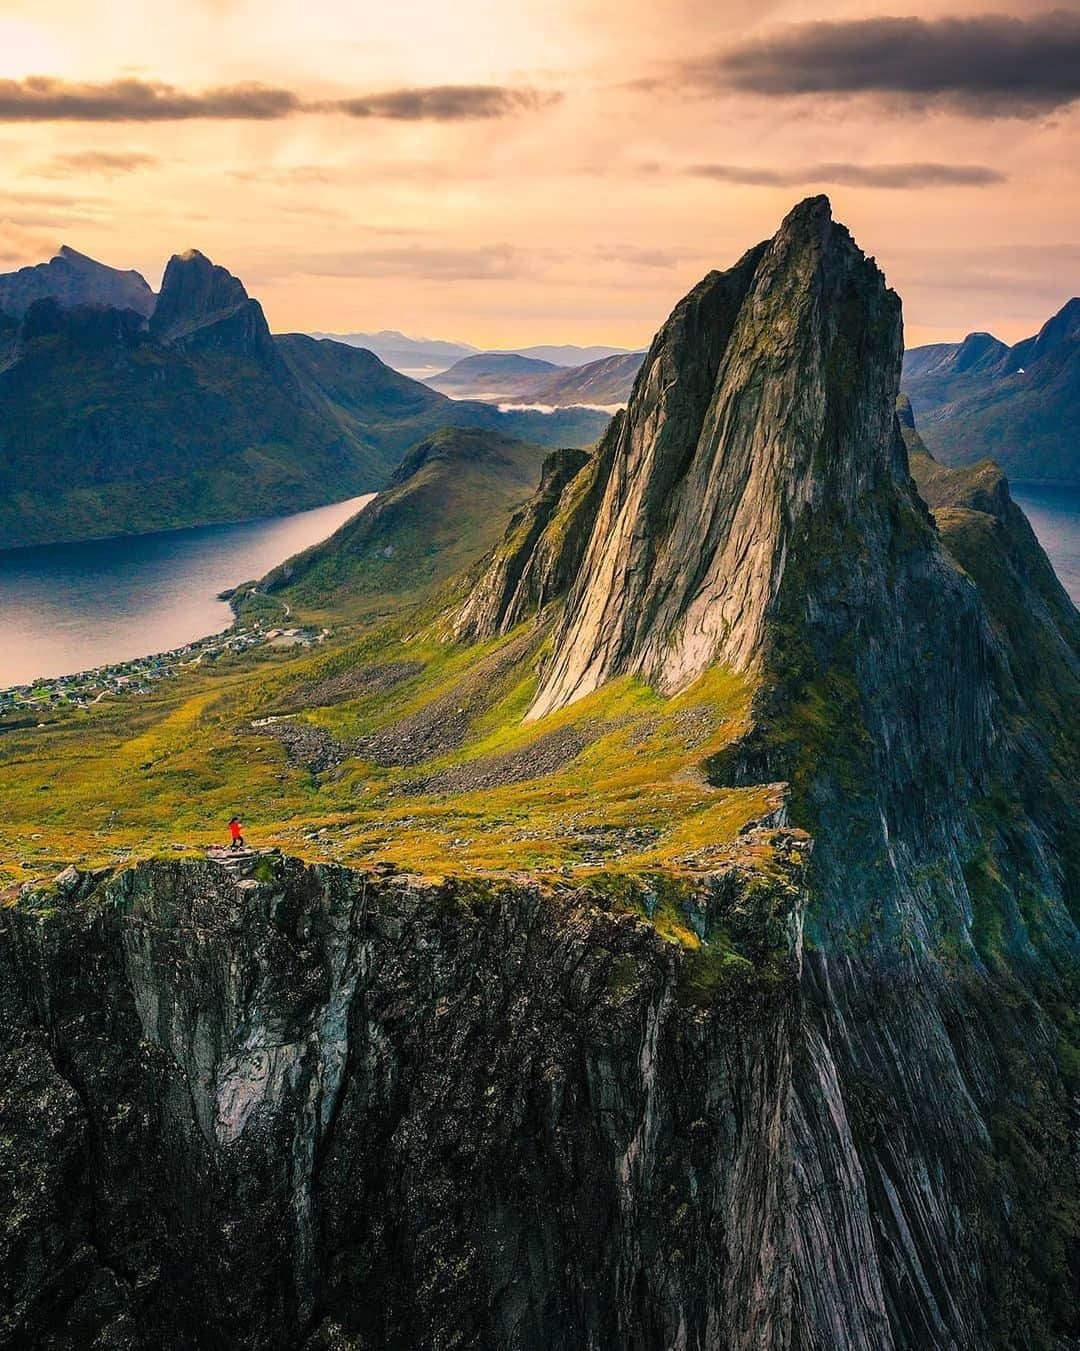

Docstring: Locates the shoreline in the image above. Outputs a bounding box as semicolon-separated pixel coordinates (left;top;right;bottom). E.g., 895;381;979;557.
0;615;328;711
0;494;375;691
0;490;378;558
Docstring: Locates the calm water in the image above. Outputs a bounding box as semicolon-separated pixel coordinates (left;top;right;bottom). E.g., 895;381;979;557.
1011;483;1080;605
0;496;373;687
0;483;1075;691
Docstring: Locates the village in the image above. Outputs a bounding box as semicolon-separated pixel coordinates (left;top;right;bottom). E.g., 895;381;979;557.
0;622;328;717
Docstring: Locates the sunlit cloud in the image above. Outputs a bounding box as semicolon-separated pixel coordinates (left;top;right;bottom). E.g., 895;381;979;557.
275;244;552;282
0;2;1074;347
330;85;559;120
39;149;160;175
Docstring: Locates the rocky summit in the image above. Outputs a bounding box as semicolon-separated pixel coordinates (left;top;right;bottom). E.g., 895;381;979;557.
0;244;156;319
1;198;1077;1350
465;198;910;718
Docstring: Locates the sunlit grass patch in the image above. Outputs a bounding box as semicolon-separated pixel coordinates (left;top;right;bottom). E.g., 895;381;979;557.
0;613;781;891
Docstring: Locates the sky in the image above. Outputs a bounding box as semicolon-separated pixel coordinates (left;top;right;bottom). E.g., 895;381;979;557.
0;0;1078;349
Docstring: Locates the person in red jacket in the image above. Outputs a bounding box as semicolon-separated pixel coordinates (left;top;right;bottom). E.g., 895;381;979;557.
228;816;244;849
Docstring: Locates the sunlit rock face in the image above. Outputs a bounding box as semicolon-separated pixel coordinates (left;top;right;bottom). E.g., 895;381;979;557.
528;196;906;719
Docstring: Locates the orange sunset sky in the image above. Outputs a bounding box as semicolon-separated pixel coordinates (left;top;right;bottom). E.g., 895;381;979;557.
1;0;1078;349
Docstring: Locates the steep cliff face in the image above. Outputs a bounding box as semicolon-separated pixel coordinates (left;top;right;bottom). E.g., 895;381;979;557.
455;198;1080;1345
453;446;593;642
1;849;804;1350
524;197;903;717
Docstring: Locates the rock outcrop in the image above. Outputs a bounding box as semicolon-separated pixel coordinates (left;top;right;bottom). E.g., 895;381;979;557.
453;446;593;641
149;249;279;362
463;198;909;719
1;850;804;1350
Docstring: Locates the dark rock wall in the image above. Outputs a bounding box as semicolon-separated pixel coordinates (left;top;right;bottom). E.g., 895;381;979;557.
434;196;1080;1347
2;858;803;1351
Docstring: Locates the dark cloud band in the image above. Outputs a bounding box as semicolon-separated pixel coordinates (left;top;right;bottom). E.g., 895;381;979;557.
332;85;558;120
0;77;554;122
688;162;1006;189
694;10;1080;116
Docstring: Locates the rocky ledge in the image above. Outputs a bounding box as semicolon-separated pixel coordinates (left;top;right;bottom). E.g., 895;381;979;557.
2;846;806;1350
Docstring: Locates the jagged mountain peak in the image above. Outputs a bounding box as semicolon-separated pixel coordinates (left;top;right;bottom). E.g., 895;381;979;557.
952;329;1010;374
0;244;155;318
505;195;906;718
149;248;274;356
55;244;100;265
151;249;251;339
1022;293;1080;363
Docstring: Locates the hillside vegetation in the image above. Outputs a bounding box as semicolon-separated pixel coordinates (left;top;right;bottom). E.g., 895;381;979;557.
0;250;608;549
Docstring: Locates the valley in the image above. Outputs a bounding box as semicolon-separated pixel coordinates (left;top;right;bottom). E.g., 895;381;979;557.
0;249;607;550
2;198;1077;1348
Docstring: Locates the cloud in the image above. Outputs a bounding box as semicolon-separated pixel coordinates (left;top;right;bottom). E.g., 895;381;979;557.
0;77;301;121
591;244;688;268
41;149;160;175
275;244;550;282
0;77;556;122
687;162;1005;189
331;85;559;120
689;10;1080;116
0;222;56;265
229;166;338;185
0;188;109;227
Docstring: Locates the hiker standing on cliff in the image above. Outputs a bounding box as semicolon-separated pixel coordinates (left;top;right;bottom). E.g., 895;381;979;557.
228;816;244;849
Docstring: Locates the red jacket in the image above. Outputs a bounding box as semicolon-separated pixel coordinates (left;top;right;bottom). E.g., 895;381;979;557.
229;820;243;840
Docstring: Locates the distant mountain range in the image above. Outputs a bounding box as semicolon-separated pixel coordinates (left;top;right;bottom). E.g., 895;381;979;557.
312;330;635;376
902;297;1079;484
514;351;645;407
307;330;478;375
0;249;609;549
425;352;564;399
426;349;645;407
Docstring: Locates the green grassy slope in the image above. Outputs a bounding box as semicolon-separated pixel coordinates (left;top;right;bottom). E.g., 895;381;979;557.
0;425;774;893
259;427;556;622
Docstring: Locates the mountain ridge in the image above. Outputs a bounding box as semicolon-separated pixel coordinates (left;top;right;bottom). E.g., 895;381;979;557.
0;244;155;319
0;254;608;549
902;295;1080;483
428;348;645;407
